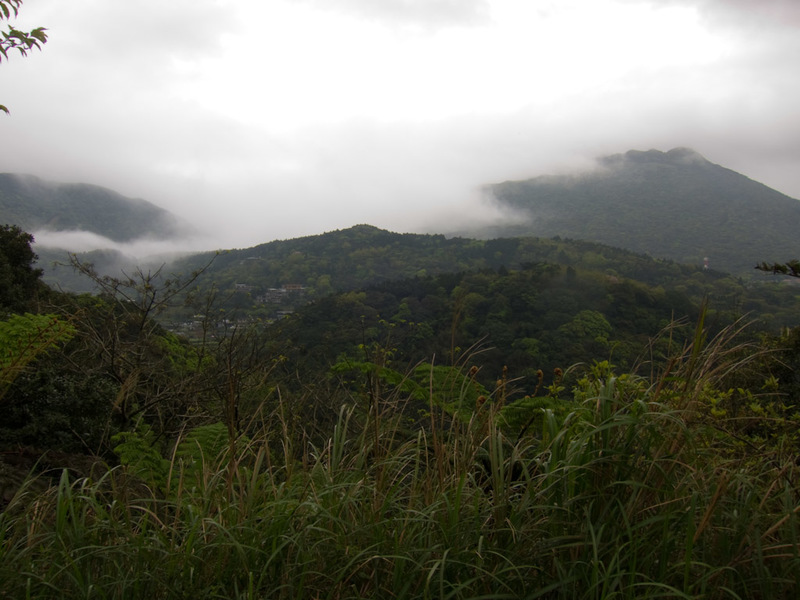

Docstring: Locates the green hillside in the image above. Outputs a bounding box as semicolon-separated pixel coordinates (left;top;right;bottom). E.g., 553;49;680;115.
164;224;796;330
482;148;800;275
3;221;800;599
0;173;187;242
174;223;705;299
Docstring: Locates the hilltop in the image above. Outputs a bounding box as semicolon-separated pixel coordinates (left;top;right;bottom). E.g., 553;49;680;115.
478;147;800;275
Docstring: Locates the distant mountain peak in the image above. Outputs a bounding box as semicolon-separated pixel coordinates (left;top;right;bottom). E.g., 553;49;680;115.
599;147;710;168
481;147;800;275
664;147;707;161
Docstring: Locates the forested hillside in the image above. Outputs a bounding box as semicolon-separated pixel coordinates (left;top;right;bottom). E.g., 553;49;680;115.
0;173;188;242
47;222;697;295
481;148;800;275
270;263;700;388
3;220;800;598
10;147;798;292
164;224;799;332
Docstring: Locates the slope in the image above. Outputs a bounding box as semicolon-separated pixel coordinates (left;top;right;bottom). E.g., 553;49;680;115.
172;224;707;303
0;173;187;243
483;148;800;275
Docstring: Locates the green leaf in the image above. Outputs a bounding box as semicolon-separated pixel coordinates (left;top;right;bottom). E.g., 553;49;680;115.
30;27;47;43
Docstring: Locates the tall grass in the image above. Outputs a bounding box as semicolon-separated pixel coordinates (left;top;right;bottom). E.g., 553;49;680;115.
1;328;798;598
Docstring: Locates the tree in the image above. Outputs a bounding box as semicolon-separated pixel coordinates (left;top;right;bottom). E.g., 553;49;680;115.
755;260;800;278
1;0;48;114
0;224;44;312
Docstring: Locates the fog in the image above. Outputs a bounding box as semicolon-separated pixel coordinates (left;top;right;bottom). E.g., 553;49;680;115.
31;229;212;257
3;0;799;252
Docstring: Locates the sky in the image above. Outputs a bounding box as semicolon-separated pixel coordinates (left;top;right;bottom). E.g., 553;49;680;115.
2;0;800;253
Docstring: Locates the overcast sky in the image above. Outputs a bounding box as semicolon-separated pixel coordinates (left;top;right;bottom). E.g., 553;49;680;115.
3;0;800;251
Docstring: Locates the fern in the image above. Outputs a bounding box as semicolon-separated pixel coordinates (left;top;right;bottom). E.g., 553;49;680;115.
331;360;490;420
112;422;239;495
112;423;170;492
174;423;230;485
0;313;75;403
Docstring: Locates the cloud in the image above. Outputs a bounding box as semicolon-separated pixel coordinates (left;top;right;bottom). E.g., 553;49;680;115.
19;0;236;57
3;0;799;253
32;228;212;258
696;0;800;28
294;0;490;29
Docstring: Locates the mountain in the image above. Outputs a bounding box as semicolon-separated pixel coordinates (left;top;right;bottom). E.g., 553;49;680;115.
479;148;800;275
172;223;707;301
159;225;799;337
0;173;189;243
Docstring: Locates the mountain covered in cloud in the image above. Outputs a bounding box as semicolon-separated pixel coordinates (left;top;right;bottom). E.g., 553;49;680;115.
0;173;201;293
478;148;800;275
5;147;799;290
0;173;190;243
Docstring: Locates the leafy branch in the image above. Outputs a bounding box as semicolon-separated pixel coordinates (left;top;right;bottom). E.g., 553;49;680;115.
1;0;48;114
755;259;800;278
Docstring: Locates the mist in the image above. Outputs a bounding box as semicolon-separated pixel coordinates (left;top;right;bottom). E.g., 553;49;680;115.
32;229;213;260
2;0;799;252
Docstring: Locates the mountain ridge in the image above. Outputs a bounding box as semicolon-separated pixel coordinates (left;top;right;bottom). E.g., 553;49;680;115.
478;147;800;274
4;147;798;283
0;172;190;243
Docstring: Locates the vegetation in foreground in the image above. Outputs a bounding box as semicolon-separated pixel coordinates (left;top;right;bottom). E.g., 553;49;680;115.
2;330;800;598
1;223;799;598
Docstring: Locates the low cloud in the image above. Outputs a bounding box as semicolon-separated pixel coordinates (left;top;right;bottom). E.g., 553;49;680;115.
32;229;212;258
4;0;799;253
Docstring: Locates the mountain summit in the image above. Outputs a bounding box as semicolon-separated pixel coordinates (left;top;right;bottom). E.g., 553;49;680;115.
481;148;800;275
598;147;709;167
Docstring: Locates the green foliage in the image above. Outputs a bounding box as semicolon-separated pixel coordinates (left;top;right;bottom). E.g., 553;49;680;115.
756;259;800;278
174;422;232;483
279;263;706;393
0;364;117;452
35;221;800;336
112;422;240;495
0;312;74;369
331;359;491;422
153;225;800;368
111;423;170;492
0;223;44;312
0;312;74;402
168;224;692;313
499;366;570;436
3;202;800;597
3;342;799;599
51;256;230;435
0;1;47;114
